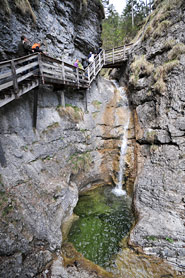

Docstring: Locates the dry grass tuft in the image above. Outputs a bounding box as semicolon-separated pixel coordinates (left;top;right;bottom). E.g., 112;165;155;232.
163;59;179;72
163;39;176;50
152;20;171;38
142;26;154;41
168;43;185;60
15;0;36;22
153;59;179;94
130;55;154;85
0;0;11;15
153;78;166;94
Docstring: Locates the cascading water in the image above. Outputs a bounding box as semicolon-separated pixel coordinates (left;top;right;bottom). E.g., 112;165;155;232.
112;83;130;196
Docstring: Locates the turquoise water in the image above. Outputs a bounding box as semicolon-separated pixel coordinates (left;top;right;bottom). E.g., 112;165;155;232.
68;185;134;268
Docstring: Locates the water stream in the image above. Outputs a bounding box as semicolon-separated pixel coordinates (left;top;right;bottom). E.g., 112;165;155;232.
65;82;182;277
112;116;129;196
68;185;134;269
66;185;180;278
112;83;130;196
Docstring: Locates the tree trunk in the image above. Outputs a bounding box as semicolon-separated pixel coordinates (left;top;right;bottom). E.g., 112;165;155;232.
132;0;134;27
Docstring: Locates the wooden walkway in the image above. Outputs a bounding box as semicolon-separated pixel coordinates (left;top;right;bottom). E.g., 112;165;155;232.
0;44;132;109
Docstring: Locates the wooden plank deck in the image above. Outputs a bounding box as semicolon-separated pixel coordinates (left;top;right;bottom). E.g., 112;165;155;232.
0;43;133;108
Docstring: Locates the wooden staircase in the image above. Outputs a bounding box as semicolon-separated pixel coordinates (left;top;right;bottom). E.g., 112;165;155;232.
0;43;133;109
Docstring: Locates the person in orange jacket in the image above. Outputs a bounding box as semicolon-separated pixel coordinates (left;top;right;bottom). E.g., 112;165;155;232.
32;43;43;53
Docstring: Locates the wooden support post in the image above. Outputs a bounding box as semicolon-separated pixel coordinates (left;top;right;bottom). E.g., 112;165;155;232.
87;66;90;84
62;61;65;84
77;68;79;88
99;53;101;70
124;45;126;60
103;50;106;65
0;140;7;168
93;61;96;77
38;54;45;84
33;88;38;129
113;48;114;64
61;91;65;107
84;89;88;112
11;60;18;95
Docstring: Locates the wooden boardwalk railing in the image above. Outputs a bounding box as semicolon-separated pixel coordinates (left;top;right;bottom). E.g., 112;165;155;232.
104;43;133;68
0;43;133;108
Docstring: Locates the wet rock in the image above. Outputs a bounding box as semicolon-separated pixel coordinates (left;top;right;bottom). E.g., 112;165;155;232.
126;0;185;272
0;76;134;276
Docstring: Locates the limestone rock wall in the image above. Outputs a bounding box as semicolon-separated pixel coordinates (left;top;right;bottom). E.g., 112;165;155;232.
123;0;185;272
0;0;104;61
0;76;134;277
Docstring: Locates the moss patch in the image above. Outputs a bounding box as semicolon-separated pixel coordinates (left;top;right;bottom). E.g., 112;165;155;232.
0;190;15;218
57;105;84;123
92;100;102;110
67;186;134;268
68;152;92;174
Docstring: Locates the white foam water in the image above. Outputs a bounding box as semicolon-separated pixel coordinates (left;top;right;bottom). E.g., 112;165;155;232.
112;83;130;197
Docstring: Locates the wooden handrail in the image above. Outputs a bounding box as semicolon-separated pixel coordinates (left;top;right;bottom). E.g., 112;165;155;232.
0;53;38;66
0;43;133;108
104;43;133;53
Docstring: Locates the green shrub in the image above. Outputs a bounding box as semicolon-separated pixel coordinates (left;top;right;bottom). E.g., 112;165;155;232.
165;237;174;243
146;235;157;241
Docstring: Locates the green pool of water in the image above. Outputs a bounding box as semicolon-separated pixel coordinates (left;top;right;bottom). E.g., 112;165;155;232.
68;185;134;268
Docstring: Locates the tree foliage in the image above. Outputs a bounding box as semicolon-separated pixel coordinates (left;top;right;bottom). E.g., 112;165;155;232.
102;0;154;49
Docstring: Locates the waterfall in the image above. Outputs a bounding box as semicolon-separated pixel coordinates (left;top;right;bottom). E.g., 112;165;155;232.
112;83;130;197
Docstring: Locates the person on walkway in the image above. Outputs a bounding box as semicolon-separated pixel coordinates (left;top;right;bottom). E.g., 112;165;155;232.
73;59;84;69
17;35;32;57
73;59;79;68
32;42;44;53
88;52;92;59
82;58;89;69
78;60;84;70
97;48;102;54
88;52;95;63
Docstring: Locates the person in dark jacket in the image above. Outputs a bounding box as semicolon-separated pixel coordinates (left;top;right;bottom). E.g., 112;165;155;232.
17;35;32;57
82;58;89;69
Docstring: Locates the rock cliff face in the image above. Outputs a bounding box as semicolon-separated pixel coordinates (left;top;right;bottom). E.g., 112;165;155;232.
0;1;108;277
0;76;134;277
121;0;185;272
0;0;104;61
1;0;185;276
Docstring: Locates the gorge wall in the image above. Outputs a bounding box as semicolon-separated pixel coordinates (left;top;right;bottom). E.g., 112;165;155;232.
0;76;135;277
0;0;185;276
119;0;185;272
0;1;116;277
